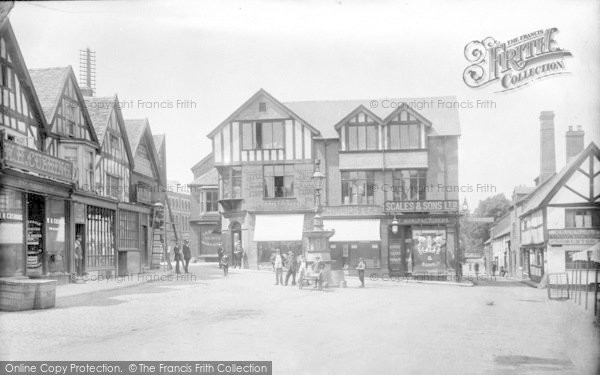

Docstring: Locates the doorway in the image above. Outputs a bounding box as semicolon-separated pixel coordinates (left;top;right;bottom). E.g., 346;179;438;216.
388;226;412;275
75;224;85;275
141;225;148;267
230;221;241;257
26;194;45;276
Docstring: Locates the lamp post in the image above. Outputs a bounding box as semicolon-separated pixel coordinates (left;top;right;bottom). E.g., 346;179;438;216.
304;160;343;287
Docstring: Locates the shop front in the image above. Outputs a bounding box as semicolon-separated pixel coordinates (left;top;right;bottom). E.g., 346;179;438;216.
384;212;459;277
0;139;74;279
253;214;306;270
323;219;381;270
118;202;152;275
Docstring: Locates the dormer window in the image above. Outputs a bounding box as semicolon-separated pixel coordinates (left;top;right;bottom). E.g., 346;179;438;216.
259;102;266;112
347;124;378;151
388;124;421;149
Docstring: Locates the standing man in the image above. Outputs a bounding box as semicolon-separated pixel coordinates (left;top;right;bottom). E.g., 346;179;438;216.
182;240;191;274
356;257;366;288
74;234;83;277
234;241;243;269
284;251;298;286
273;249;283;285
173;242;182;274
217;243;224;268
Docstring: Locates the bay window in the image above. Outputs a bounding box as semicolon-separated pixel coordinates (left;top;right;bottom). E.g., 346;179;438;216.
341;171;375;205
391;170;427;201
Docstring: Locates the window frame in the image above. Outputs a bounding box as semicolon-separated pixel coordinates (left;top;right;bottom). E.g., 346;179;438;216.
263;164;295;198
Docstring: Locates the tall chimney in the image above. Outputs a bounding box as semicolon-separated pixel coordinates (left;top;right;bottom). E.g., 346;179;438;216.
565;125;585;163
539;111;556;185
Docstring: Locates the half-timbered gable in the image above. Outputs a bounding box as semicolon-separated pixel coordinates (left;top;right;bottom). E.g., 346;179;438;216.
208;89;319;166
29;67;99;189
85;95;133;202
0;20;48;151
124;119;162;204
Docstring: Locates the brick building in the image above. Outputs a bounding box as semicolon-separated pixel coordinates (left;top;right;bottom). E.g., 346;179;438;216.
193;89;461;274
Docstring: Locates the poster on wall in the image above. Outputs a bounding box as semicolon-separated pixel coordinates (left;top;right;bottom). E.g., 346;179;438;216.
412;228;447;274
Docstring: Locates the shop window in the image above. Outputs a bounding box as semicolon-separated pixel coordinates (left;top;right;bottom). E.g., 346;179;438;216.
46;199;66;274
264;165;294;198
565;209;599;228
0;188;24;277
257;241;302;269
26;194;45;276
391;170;427;201
341;171;375;205
119;211;139;250
565;251;599;270
330;242;381;269
86;206;116;269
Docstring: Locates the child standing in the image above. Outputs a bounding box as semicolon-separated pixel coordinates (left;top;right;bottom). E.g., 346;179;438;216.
221;254;229;276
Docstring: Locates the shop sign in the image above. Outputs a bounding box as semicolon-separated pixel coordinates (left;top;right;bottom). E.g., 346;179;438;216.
1;139;73;183
394;216;455;225
384;200;459;213
74;203;86;224
548;229;600;245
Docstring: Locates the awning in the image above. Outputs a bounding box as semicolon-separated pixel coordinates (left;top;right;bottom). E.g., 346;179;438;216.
253;214;305;242
323;219;381;242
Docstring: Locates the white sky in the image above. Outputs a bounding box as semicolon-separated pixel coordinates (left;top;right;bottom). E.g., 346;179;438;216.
9;0;600;210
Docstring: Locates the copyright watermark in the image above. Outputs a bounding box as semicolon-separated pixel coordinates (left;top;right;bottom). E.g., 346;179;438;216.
368;98;496;110
70;273;197;283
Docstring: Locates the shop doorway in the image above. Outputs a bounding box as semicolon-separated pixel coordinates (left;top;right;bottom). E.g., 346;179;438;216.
141;225;148;266
26;194;45;276
388;226;412;275
75;224;85;275
230;221;242;267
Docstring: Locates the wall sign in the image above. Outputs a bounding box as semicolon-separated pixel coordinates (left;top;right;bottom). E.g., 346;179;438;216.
384;200;459;213
1;139;73;183
548;229;600;245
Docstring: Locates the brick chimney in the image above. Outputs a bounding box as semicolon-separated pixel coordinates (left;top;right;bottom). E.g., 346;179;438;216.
565;125;585;163
538;111;556;185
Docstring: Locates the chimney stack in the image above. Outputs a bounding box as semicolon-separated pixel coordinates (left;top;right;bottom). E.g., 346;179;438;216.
538;111;556;185
565;125;585;163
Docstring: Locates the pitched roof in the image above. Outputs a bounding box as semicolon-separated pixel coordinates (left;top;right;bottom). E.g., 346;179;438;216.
284;96;461;139
189;168;218;187
28;67;70;123
520;142;599;216
84;96;116;144
124;119;147;154
153;134;165;151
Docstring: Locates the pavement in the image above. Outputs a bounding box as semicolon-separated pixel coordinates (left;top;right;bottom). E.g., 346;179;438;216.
1;263;598;375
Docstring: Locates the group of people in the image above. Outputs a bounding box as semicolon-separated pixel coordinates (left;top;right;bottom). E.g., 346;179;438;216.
217;241;244;276
173;239;191;274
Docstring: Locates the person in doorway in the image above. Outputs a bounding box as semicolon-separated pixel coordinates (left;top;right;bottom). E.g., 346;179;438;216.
221;254;229;276
357;257;366;288
285;251;298;286
491;262;497;277
182;240;191;273
234;242;243;269
74;235;83;277
217;243;224;268
173;242;182;274
474;262;480;279
273;249;283;285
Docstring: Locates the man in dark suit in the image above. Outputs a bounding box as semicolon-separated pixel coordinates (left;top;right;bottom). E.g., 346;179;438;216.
182;240;191;273
285;251;298;286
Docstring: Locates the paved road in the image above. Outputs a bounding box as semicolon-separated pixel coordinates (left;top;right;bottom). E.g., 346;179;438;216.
1;264;598;374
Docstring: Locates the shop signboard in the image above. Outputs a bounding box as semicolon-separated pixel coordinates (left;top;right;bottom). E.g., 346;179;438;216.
548;229;600;245
384;200;459;213
1;139;73;183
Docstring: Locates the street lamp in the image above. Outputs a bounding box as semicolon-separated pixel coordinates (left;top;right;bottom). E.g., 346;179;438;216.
391;215;399;234
311;159;326;231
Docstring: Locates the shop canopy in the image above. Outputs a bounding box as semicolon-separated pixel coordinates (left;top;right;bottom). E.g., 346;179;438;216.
253;214;305;242
573;242;600;263
322;219;381;242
